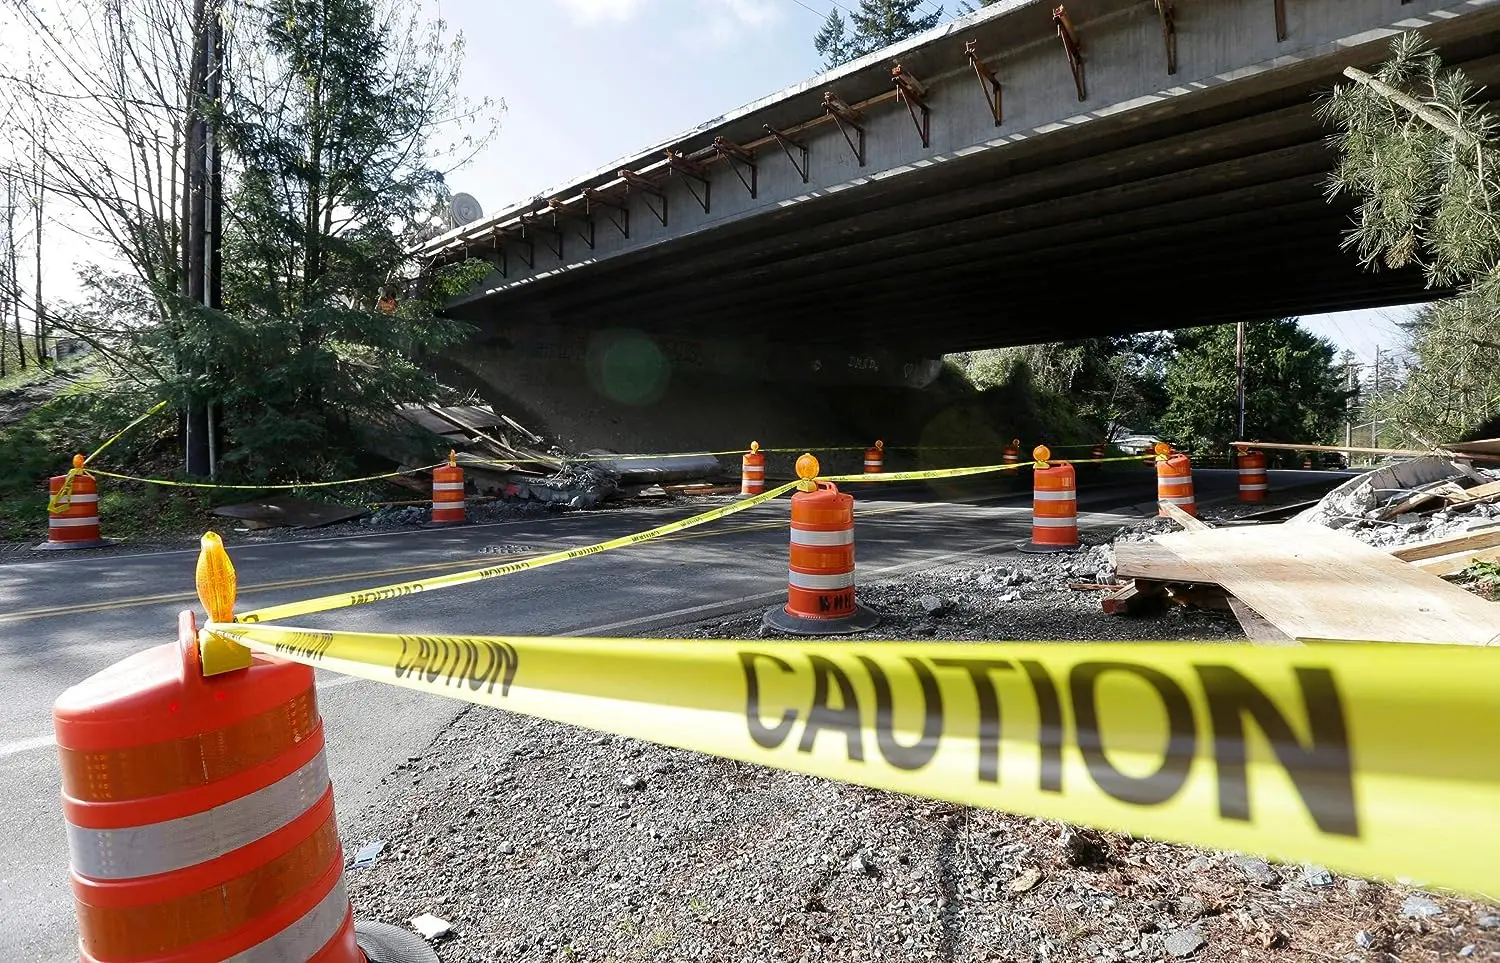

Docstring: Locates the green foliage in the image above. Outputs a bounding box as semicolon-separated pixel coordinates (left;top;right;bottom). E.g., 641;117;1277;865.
177;0;497;482
946;335;1168;437
1158;320;1350;455
813;0;944;68
1318;33;1500;441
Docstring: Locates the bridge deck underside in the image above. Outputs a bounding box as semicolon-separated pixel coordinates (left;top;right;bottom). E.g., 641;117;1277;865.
450;37;1500;354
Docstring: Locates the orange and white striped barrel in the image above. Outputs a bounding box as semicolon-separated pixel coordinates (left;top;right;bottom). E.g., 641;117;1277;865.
1156;452;1197;516
1026;450;1078;550
430;451;466;525
741;441;766;496
1236;448;1268;503
1302;454;1314;469
1003;439;1020;465
863;440;885;474
1091;443;1104;461
53;611;364;963
41;456;112;550
762;458;878;634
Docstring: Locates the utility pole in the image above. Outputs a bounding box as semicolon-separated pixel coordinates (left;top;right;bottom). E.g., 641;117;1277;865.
1371;347;1382;450
1234;320;1247;440
1344;355;1355;462
33;116;45;364
181;0;216;477
0;170;11;377
5;171;21;371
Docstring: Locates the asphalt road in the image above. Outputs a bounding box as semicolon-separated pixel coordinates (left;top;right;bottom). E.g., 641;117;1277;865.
0;467;1336;961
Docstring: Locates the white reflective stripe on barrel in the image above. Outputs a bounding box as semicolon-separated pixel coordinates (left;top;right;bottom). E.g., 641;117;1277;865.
790;528;854;546
432;502;465;509
67;751;330;880
1237;468;1264;476
742;468;764;475
55;493;98;504
1031;517;1078;528
226;875;350;963
1239;483;1269;491
787;570;855;590
432;482;465;491
1158;478;1193;490
1032;490;1076;501
1161;495;1196;505
864;460;882;466
49;517;99;527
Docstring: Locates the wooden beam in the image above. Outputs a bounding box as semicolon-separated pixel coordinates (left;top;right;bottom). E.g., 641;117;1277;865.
1389;525;1500;562
1159;500;1210;531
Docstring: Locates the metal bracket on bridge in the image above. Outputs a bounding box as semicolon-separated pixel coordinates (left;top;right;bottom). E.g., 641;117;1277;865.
483;227;508;278
822;92;866;167
891;65;931;149
1053;6;1085;102
1155;0;1177;75
712;137;757;198
619;169;668;227
763;125;809;183
547;199;595;250
1273;0;1286;42
501;227;534;270
964;41;1002;127
582;188;629;239
664;151;711;214
519;213;563;260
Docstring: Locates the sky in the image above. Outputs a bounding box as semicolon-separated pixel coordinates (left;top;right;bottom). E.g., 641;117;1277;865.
3;0;1421;364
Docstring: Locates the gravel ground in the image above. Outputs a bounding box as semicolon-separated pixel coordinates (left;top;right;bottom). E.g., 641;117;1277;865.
337;510;1498;963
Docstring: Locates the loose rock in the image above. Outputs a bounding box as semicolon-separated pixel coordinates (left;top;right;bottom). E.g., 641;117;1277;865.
1234;857;1278;887
1163;926;1206;958
1402;895;1443;918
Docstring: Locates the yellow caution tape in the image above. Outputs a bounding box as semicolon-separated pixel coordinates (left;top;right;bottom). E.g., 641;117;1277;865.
87;462;451;491
204;622;1500;898
818;454;1154;484
235;481;799;623
47;400;172;514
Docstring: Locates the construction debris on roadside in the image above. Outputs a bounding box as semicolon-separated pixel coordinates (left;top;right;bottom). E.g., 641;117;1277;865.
1103;455;1500;644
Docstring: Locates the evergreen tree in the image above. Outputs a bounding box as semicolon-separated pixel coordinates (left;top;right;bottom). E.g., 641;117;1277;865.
1318;32;1500;442
812;0;944;69
1157;320;1350;456
203;0;497;479
813;11;858;71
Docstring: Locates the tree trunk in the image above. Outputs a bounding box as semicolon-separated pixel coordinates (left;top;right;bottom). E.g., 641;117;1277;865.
33;118;46;365
6;172;23;370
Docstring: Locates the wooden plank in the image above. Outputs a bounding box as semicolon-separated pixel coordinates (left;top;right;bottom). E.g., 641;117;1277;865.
1227;597;1297;645
1150;525;1500;645
1159;501;1210;531
1100;579;1164;615
1409;546;1500;577
1378;481;1466;519
1447;479;1500;504
1389;525;1500;562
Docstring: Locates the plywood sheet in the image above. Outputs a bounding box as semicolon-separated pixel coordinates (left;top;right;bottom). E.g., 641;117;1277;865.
1151;525;1500;645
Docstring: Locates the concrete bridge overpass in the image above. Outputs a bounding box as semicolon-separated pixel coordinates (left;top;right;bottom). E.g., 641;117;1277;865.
418;0;1500;453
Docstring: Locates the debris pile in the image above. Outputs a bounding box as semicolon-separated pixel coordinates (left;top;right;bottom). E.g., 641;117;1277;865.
1099;457;1500;644
1292;455;1500;548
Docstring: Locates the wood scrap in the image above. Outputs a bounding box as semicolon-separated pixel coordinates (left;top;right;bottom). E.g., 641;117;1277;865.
1409;546;1500;577
1100;579;1164;615
1158;501;1210;531
1377;480;1468;519
1113;540;1201;583
1389;525;1500;562
1068;581;1119;591
1148;525;1500;645
1226;597;1296;644
1446;479;1500;504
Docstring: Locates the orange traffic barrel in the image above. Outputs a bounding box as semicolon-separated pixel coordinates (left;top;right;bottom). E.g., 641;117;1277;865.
53;610;365;963
1019;446;1079;553
429;450;466;526
741;441;766;496
763;454;878;635
1091;443;1104;460
1302;454;1314;469
1156;450;1197;516
38;455;113;551
1002;439;1020;465
863;439;885;474
1236;448;1268;503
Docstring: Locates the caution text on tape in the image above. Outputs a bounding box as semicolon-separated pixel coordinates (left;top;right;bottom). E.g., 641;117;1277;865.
206;622;1500;898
